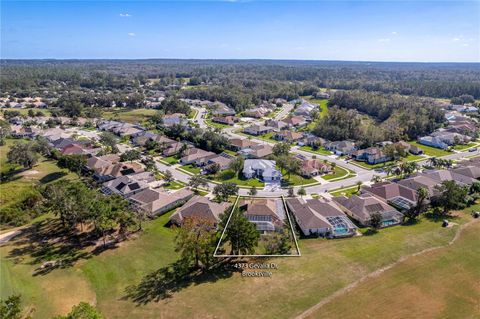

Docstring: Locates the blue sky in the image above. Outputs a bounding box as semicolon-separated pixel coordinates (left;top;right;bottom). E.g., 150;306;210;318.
1;1;479;62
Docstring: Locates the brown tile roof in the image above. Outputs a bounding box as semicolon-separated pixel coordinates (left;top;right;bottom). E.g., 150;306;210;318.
170;196;230;225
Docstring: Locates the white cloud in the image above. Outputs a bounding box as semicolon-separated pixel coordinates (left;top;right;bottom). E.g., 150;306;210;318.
452;37;461;42
127;32;136;37
391;31;397;35
378;38;391;43
119;13;131;17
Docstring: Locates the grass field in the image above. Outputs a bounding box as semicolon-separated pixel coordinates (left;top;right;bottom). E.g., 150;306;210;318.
408;141;451;157
204;119;231;129
308;219;480;319
1;207;475;318
329;185;360;197
452;142;479;151
0;139;78;210
102;108;157;124
161;155;179;165
305;98;329;118
178;164;201;175
163;181;185;190
351;154;425;169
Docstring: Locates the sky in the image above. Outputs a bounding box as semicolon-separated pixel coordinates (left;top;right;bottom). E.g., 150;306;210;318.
1;1;479;62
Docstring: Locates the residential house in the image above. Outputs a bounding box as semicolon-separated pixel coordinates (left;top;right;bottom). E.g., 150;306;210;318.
452;165;480;179
61;144;101;157
264;119;288;131
286;198;356;238
418;136;449;150
324;141;356;155
301;135;327;148
244;107;270;118
283;116;308;128
333;194;404;227
294;100;318;119
211;102;236;116
212;116;239;126
352;147;391;165
205;155;233;171
163;141;186;157
130;188;194;217
421;169;476;187
394;141;424;155
169;196;230;226
88;158;144;182
243;124;272;136
238;144;273;159
239;199;284;233
242;159;282;182
162;113;186;127
273;130;304;143
101;172;155;197
397;174;442;197
300;159;330;178
180;148;216;165
362;182;418;211
229;138;256;151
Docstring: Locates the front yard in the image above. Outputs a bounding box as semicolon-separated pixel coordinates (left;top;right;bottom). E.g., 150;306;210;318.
208;170;265;187
351;154;425;169
321;166;355;181
408;141;451;157
299;145;332;156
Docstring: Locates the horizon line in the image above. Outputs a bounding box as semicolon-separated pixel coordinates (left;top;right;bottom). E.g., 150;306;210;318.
1;57;479;64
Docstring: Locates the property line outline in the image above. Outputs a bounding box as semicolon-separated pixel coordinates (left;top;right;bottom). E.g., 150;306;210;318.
213;195;301;258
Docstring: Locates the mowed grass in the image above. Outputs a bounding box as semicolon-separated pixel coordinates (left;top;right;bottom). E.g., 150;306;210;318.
408;141;451;157
0;203;476;318
0;139;78;209
351;154;425;169
103;108;157;124
299;145;332;155
1;108;52;116
211;170;265;187
310;219;480;319
321;166;355;181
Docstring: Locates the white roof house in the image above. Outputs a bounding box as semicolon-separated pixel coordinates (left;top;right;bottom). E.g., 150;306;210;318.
242;159;282;182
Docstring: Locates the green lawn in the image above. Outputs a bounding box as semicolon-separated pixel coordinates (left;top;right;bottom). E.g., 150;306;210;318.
209;170;264;187
163;181;185;190
299;145;332;156
277;167;317;186
452;142;478;151
312;218;480;319
351;154;425;169
329;185;360;197
408;141;451;157
103;108;158;124
305;98;329;118
204;119;231;130
321;166;355;181
161;155;179;165
0;139;79;211
1;205;474;319
179;164;201;175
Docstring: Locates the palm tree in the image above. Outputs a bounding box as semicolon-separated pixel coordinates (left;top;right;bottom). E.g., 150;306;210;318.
356;181;363;192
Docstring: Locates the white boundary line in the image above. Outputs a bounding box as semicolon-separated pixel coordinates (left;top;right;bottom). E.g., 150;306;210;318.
213;195;301;258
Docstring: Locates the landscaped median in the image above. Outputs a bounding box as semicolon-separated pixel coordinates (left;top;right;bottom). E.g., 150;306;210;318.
321;166;356;182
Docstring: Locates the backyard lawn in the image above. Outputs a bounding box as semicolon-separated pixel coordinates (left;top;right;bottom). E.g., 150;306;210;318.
408;141;451;157
205;119;231;130
1;205;475;319
329;185;360;197
163;180;185;190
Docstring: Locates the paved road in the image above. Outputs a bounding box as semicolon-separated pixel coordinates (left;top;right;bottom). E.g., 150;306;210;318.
0;230;21;245
274;103;294;121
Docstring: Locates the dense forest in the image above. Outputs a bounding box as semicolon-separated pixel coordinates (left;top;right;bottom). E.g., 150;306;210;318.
2;60;480;110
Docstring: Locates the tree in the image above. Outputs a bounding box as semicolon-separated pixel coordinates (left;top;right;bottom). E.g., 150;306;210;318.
228;156;244;176
141;156;156;172
54;302;104;319
356;181;363;192
403;187;428;222
163;170;174;184
213;182;238;202
369;212;383;231
205;163;221;176
57;155;87;174
273;142;291;157
0;120;11;145
188;175;209;192
175;217;217;269
0;294;22;319
297;187;306;197
288;187;295;197
222;207;259;255
248;186;258;197
33;137;53;157
434;180;469;216
264;229;292;255
99;132;117;152
120;149;141;162
7;141;39;168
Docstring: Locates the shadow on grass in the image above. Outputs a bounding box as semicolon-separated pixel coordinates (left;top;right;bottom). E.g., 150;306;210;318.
5;218;122;276
0;167;28;182
362;229;379;236
39;171;67;184
124;259;241;305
